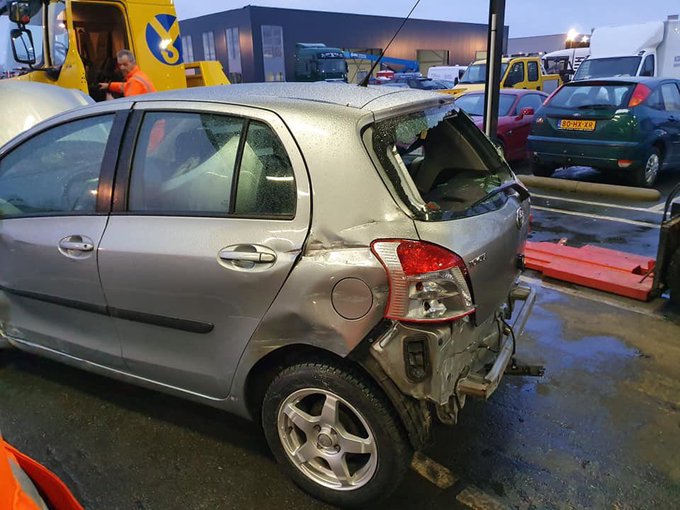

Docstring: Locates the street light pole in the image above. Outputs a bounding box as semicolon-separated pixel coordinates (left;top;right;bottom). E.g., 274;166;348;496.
483;0;506;141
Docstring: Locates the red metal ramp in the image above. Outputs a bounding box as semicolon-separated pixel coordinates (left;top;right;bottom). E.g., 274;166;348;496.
524;241;655;301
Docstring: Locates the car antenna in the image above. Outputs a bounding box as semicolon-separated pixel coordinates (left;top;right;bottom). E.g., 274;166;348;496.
358;0;422;87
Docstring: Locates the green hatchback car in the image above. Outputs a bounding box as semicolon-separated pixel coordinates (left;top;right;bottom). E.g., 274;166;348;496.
528;77;680;187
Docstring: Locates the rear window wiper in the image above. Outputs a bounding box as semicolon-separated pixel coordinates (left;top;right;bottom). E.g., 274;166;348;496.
466;180;530;212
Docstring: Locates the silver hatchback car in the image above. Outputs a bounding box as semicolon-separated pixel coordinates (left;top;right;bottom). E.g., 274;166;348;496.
0;83;534;507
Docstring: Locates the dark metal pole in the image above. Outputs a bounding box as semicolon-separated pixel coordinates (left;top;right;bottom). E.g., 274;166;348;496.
483;0;506;141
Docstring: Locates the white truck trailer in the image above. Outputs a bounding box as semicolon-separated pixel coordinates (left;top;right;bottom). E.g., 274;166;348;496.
573;15;680;80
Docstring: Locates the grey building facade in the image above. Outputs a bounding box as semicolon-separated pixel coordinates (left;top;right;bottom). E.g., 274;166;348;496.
179;6;505;83
507;34;567;55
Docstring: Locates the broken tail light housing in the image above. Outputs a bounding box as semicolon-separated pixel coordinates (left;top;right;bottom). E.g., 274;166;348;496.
371;240;475;323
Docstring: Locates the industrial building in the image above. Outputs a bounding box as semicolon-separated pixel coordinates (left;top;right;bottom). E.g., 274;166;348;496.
179;6;507;83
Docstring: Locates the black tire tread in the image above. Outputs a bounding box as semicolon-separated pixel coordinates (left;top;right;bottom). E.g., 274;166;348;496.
262;360;412;508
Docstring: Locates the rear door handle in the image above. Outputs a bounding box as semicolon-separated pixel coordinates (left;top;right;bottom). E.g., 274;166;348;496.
58;235;95;259
218;245;277;268
219;251;275;263
59;240;94;252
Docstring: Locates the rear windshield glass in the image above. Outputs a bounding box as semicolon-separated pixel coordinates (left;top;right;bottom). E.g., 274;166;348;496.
365;103;515;221
574;57;641;80
455;93;516;117
549;83;634;109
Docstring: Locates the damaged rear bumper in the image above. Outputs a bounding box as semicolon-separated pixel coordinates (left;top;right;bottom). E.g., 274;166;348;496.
369;282;536;421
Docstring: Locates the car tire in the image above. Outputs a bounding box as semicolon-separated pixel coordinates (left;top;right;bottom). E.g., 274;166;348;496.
261;361;412;508
632;148;661;188
531;161;554;177
668;246;680;306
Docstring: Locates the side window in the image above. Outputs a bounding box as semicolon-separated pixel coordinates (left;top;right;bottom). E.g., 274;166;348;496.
660;83;680;111
647;88;664;110
505;62;525;87
527;61;539;82
128;113;296;218
517;94;544;113
129;112;244;214
0;115;113;218
640;55;655;77
235;121;296;217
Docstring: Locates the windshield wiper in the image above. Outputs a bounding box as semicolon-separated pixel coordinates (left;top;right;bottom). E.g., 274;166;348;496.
466;180;529;212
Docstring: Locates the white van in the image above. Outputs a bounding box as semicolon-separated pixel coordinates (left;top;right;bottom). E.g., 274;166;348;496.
427;65;467;85
573;16;680;80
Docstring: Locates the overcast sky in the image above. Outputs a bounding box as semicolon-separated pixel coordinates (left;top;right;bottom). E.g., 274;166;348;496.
174;0;678;38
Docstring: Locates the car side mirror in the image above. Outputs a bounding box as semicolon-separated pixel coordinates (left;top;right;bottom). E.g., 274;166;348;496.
520;107;535;117
10;28;36;65
8;2;32;24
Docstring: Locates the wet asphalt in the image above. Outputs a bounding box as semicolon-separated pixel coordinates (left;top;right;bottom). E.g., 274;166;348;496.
1;163;679;509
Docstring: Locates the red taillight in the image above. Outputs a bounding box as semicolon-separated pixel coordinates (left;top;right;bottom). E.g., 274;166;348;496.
371;240;475;323
396;241;458;276
543;84;564;106
628;83;651;108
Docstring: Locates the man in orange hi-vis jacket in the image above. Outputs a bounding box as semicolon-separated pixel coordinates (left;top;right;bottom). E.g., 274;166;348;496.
1;432;84;510
99;49;156;97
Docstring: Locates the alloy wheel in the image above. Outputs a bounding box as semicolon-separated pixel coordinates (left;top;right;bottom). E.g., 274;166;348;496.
644;153;659;186
277;388;378;490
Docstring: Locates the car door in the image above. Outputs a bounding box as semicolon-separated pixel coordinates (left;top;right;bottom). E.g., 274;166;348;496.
511;93;546;159
659;82;680;165
97;102;311;398
0;109;127;367
503;61;526;89
527;60;541;90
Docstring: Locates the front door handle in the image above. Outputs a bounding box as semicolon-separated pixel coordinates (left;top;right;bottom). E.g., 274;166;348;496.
218;245;277;270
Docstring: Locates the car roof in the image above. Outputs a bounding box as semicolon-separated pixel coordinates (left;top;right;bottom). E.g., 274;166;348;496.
566;77;674;86
123;82;452;116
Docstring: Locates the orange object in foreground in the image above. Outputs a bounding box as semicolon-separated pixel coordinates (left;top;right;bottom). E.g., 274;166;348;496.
1;438;84;510
524;241;655;301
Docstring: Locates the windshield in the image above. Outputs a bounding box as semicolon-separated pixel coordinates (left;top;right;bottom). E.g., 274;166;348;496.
460;63;508;84
548;83;635;109
573;57;641;80
366;103;514;221
318;59;346;74
47;0;68;68
454;93;516;117
544;56;570;74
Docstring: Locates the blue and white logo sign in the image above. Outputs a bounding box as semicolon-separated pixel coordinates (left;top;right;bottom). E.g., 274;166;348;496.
146;14;182;66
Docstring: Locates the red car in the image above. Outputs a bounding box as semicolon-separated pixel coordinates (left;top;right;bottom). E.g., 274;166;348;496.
455;89;548;161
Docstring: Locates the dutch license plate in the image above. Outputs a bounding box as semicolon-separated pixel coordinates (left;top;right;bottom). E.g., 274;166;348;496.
558;119;596;131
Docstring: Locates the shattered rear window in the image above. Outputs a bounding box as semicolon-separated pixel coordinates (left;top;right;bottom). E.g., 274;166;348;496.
365;103;515;221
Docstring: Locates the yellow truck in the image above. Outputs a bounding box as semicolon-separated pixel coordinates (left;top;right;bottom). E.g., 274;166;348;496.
2;0;228;100
450;55;561;97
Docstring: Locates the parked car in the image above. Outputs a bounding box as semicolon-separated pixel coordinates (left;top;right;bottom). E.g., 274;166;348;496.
455;89;548;161
427;65;467;85
528;77;680;186
387;75;458;94
0;81;92;148
0;82;534;507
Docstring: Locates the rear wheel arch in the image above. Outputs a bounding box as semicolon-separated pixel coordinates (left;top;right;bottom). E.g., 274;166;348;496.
243;339;431;451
